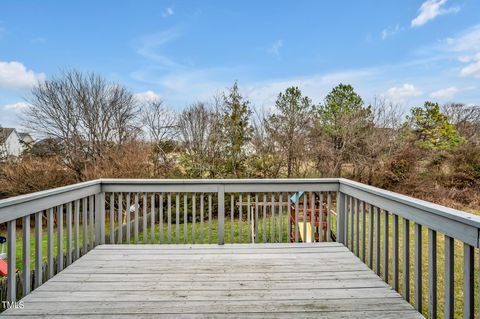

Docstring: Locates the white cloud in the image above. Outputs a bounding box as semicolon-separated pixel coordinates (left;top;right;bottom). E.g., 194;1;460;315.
134;29;182;70
430;86;459;99
442;25;480;78
382;24;402;40
411;0;459;28
268;40;283;56
134;91;162;103
385;84;422;102
162;7;174;18
3;102;31;111
0;61;45;89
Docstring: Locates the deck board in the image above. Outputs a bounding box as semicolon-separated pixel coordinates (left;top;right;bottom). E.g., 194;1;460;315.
2;243;423;318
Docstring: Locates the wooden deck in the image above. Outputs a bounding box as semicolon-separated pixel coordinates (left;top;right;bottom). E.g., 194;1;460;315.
3;243;423;318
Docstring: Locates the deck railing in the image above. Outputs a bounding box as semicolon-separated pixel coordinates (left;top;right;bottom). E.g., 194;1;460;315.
0;178;479;318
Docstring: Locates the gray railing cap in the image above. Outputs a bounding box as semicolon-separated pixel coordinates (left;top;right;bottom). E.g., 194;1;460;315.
339;178;480;229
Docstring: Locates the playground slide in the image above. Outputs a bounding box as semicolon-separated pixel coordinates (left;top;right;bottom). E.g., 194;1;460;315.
298;222;313;243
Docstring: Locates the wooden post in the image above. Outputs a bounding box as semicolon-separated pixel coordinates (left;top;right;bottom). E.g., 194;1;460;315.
336;192;345;245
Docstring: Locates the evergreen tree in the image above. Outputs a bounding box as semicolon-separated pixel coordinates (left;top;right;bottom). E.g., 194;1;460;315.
222;82;252;177
408;101;463;150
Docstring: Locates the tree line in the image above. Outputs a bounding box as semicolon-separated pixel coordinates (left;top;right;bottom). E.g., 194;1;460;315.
1;70;479;210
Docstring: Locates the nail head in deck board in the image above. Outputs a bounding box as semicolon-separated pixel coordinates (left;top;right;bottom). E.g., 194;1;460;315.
4;244;422;318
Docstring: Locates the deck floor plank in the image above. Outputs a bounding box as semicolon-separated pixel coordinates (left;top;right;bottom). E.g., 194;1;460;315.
2;243;423;318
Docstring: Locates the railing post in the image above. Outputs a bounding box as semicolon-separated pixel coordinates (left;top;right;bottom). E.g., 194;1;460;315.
336;192;345;244
95;192;105;246
218;184;225;245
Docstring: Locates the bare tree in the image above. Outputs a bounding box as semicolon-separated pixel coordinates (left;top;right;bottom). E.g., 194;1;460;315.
442;103;480;143
177;102;224;178
142;99;177;176
23;70;139;179
248;107;282;178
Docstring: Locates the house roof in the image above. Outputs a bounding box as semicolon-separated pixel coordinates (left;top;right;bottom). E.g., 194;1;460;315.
0;128;15;144
18;132;33;141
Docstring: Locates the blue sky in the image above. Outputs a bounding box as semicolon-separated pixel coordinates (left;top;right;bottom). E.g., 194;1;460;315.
0;0;479;128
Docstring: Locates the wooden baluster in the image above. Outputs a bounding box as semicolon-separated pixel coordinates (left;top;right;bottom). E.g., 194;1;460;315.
272;193;276;243
57;205;64;273
126;193;131;244
151;193;155;244
218;185;225;245
361;201;366;261
278;193;283;243
110;193;114;244
66;202;72;266
184;193;188;244
349;196;354;251
383;210;389;283
175;193;180;244
89;196;94;249
263;193;267;243
464;243;474;318
192;193;196;244
74;200;80;260
7;219;16;302
303;193;307;243
22;215;31;295
247;194;251;243
159;193;164;244
286;193;291;243
375;206;381;275
34;211;43;288
239;194;243;243
208;194;212;244
82;198;88;254
200;193;204;244
167;193;172;244
231;194;235;243
117;193;123;244
428;229;437;318
414;223;422;312
310;192;315;242
392;214;399;290
255;194;259;243
403;218;410;302
318;192;323;242
294;192;299;243
444;235;454;318
134;193;139;244
326;192;331;242
368;205;374;268
47;208;54;279
143;193;147;244
355;199;359;255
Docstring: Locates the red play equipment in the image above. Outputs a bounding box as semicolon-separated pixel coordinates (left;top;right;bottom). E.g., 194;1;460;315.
0;236;10;276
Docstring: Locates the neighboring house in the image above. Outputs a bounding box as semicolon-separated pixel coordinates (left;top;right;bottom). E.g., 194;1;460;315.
0;127;34;158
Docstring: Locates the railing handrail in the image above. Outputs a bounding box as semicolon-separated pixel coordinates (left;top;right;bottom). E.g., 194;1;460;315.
99;178;340;184
339;178;480;228
0;177;478;245
0;180;101;224
339;178;480;247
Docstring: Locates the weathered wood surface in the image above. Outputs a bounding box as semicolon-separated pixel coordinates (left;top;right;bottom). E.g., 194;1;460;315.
2;243;423;318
